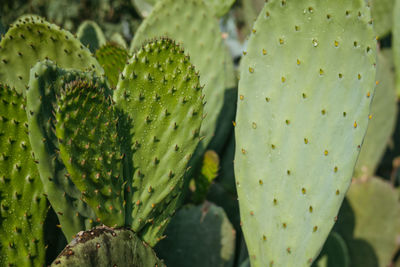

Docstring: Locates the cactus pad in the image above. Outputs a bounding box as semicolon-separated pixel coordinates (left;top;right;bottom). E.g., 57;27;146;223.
51;226;165;267
55;80;125;227
0;15;103;95
0;83;47;266
96;44;130;88
26;60;106;241
131;0;229;152
234;0;376;266
76;20;107;53
115;38;203;246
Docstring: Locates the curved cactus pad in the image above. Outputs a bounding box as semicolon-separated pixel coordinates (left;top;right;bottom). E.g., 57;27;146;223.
55;80;125;227
96;44;129;88
0;84;47;266
26;60;107;241
0;15;103;95
115;38;203;246
77;20;107;53
234;0;376;266
131;0;229;151
51;226;165;267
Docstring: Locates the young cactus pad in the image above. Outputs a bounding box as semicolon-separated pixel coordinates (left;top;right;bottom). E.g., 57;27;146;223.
0;15;103;95
26;60;106;241
0;84;47;266
234;1;376;266
55;80;125;227
51;226;165;267
114;38;203;246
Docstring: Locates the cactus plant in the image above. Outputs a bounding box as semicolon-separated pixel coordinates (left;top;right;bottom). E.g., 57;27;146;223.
76;20;107;53
0;83;48;266
51;226;165;267
234;0;376;266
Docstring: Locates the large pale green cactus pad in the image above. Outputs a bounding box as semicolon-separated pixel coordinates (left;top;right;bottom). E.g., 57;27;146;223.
0;15;103;95
131;0;230;152
234;1;376;266
51;226;165;267
0;84;47;266
115;38;203;246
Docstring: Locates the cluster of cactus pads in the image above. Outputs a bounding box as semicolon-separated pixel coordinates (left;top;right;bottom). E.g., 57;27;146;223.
4;0;400;266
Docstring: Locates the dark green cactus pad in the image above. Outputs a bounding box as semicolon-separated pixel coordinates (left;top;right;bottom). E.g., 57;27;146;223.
76;20;107;53
0;83;48;266
96;43;130;88
51;226;165;267
334;177;400;267
234;0;376;266
354;49;397;178
115;38;203;246
155;202;236;267
131;0;232;155
313;232;350;267
55;80;125;227
0;15;103;95
26;60;108;241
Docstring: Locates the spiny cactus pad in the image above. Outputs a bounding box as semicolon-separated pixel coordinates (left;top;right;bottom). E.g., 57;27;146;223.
51;226;165;267
0;15;103;95
76;20;107;53
131;0;230;153
0;84;48;266
26;60;106;241
96;43;130;88
354;49;397;178
234;1;376;266
155;202;236;267
115;38;203;246
55;80;125;227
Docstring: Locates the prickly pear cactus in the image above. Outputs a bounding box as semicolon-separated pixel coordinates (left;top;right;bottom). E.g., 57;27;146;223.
55;80;125;227
26;60;107;241
51;226;165;267
131;0;231;155
0;15;103;95
234;0;376;266
115;38;203;246
95;43;129;88
77;20;107;53
368;0;394;38
354;49;397;178
0;83;48;266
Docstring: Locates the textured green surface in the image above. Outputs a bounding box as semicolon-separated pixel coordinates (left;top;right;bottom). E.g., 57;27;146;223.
0;15;103;95
334;177;400;267
369;0;394;37
155;202;236;267
96;43;129;88
110;33;128;49
55;80;125;227
77;20;107;53
234;1;376;266
51;226;165;267
26;61;103;242
0;84;47;266
131;0;230;155
393;0;400;97
115;38;203;246
354;49;397;178
313;232;350;267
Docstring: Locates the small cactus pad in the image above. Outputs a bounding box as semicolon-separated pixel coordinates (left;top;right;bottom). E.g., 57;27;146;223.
55;80;125;227
369;0;394;38
51;226;165;267
131;0;230;152
0;84;47;266
313;232;350;267
234;1;376;266
96;43;130;88
115;38;203;246
26;60;104;241
354;49;397;178
0;15;103;95
155;202;236;267
76;20;107;53
335;177;400;266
